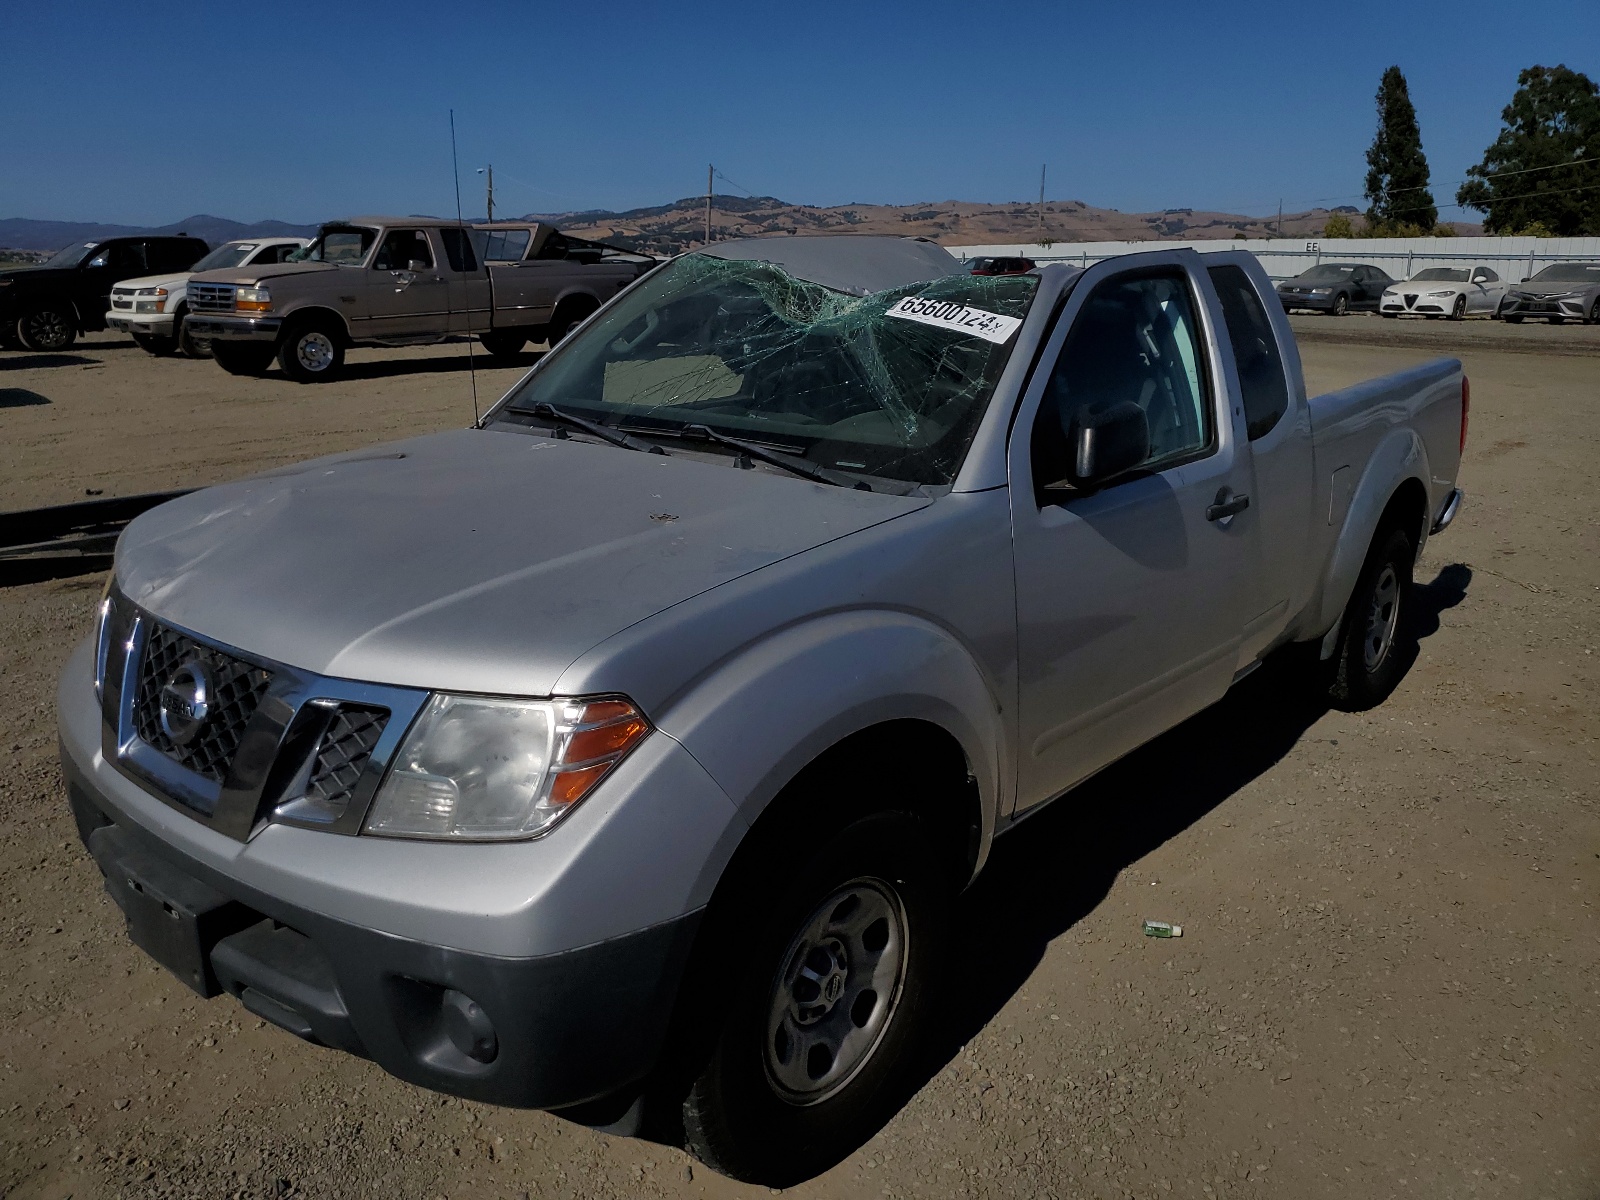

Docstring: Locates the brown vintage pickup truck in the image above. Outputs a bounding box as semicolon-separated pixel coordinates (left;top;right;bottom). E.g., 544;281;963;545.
184;216;657;382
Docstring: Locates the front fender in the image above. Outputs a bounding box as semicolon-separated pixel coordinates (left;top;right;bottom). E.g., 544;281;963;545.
1314;426;1430;637
652;609;1007;878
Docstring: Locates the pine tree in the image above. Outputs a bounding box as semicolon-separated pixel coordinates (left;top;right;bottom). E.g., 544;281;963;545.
1456;65;1600;236
1364;67;1438;231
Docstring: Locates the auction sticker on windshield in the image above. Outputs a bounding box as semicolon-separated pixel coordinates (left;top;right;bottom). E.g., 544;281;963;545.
885;296;1023;344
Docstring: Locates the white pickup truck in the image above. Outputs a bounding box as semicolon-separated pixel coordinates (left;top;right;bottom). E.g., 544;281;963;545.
60;239;1466;1184
106;238;309;357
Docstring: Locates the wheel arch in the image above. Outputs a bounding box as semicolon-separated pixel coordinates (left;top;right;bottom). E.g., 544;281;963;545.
278;304;353;346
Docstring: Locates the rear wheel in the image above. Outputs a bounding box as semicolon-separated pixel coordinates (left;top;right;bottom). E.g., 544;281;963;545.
478;330;527;360
1329;293;1349;317
1449;295;1467;321
1328;525;1415;711
680;809;950;1185
277;320;345;382
17;305;76;351
210;342;275;376
546;302;596;346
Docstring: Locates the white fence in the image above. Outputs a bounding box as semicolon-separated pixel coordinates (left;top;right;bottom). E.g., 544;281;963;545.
948;236;1600;282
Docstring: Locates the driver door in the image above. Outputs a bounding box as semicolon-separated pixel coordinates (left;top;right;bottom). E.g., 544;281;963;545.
366;228;449;339
1007;252;1259;814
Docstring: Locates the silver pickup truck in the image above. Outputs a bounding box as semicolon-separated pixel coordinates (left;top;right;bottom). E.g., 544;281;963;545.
58;237;1466;1184
184;217;655;381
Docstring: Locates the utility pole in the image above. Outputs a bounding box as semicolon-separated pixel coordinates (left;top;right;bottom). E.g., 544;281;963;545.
1038;164;1047;246
1276;198;1283;238
705;163;713;246
477;165;495;222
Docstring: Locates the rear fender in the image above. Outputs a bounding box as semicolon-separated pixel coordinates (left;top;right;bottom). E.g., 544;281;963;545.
1313;427;1430;639
653;609;1007;882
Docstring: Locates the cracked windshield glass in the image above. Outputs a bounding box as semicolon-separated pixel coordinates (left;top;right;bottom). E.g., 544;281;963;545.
495;254;1039;486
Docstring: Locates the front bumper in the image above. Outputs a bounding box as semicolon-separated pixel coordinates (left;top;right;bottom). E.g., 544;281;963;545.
1500;295;1587;320
1277;292;1336;311
184;314;282;342
1380;295;1449;315
57;629;741;1109
67;771;698;1108
106;310;177;336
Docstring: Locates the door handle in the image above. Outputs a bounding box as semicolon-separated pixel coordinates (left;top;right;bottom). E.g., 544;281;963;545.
1206;488;1250;522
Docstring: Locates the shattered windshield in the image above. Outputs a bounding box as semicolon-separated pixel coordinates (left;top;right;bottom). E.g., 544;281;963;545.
493;254;1038;486
290;228;376;264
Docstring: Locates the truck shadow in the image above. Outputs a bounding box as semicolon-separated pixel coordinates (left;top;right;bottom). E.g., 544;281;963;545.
900;562;1472;1122
0;387;51;408
0;353;100;371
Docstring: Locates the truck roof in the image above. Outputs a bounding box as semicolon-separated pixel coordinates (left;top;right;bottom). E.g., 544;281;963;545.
330;216;538;229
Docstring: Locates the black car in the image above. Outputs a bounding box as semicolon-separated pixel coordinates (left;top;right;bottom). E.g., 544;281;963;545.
0;235;209;351
1275;262;1393;316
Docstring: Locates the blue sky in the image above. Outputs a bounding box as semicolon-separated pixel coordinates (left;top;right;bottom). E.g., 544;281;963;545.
2;1;1595;225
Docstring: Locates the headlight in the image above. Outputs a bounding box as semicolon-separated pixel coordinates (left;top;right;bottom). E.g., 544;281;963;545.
1310;288;1332;295
363;693;651;840
1425;290;1454;298
235;286;272;313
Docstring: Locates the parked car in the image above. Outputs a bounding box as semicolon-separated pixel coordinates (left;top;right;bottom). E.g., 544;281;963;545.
61;239;1466;1184
1380;265;1508;320
184;217;657;382
106;238;310;357
1498;261;1600;324
969;255;1036;275
1276;262;1394;315
0;235;208;351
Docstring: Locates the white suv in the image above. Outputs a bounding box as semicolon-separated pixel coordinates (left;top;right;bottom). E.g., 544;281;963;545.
107;237;308;356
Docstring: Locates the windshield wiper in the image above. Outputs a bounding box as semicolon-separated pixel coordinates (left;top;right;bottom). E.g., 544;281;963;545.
683;425;868;490
530;402;667;456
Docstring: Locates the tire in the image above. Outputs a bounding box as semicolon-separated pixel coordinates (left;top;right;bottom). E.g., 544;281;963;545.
1328;525;1415;712
210;342;275;376
1449;295;1467;321
277;319;345;383
1588;299;1600;326
17;305;76;351
176;310;209;358
680;809;951;1185
546;303;595;346
131;330;179;356
1329;293;1349;317
478;330;527;359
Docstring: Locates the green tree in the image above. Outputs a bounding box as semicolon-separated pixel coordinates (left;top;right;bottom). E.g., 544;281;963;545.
1321;213;1358;238
1457;65;1600;235
1365;66;1439;230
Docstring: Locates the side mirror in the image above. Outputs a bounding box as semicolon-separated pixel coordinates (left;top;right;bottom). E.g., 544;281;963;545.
1061;400;1151;490
406;259;429;272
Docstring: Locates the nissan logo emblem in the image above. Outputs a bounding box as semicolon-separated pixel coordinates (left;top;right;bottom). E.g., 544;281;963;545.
158;660;213;747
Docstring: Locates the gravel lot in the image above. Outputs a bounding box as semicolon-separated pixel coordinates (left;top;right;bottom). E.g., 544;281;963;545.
1;317;1596;1199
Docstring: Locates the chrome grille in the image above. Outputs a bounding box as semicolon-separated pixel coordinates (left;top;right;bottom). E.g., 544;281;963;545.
303;706;389;817
132;624;273;783
188;282;236;313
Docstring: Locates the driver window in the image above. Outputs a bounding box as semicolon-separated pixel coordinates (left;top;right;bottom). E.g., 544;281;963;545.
373;230;432;271
1031;271;1212;490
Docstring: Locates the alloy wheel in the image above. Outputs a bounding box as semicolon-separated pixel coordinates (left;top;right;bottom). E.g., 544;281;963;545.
295;331;336;373
1363;563;1401;672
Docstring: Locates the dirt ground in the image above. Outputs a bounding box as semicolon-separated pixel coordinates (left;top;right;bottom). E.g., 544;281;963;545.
1;318;1596;1200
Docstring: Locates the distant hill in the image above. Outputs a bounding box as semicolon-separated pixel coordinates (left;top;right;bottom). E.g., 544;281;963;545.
0;202;1480;254
0;214;319;251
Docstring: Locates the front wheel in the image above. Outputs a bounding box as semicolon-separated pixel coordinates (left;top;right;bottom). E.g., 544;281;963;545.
177;312;209;358
1588;299;1600;326
1329;293;1349;317
277;322;345;382
681;810;949;1185
210;342;275;376
1328;525;1415;711
1449;295;1467;321
131;330;179;356
17;305;76;351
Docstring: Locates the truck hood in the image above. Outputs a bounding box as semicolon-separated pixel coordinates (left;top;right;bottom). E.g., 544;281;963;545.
188;262;342;287
111;271;193;292
115;427;929;696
